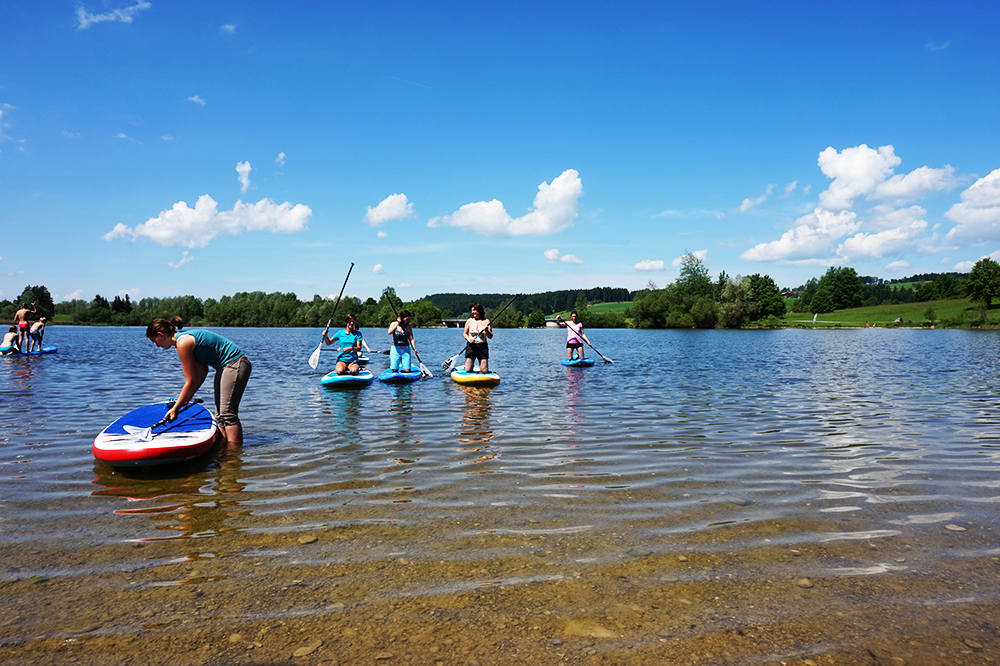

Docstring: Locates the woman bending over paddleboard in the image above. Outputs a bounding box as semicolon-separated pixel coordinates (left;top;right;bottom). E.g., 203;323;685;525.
463;302;493;373
387;309;418;373
556;311;592;361
147;317;252;447
324;313;364;375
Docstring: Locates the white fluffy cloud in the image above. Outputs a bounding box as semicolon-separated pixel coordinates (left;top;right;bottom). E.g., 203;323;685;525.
365;193;414;227
187;95;206;106
544;248;583;264
428;169;583;237
276;152;286;166
104;195;312;248
943;169;1000;245
739;184;774;213
885;260;911;272
220;24;236;34
634;259;665;271
236;161;252;193
76;1;151;30
372;264;385;275
837;206;928;260
741;208;860;264
742;144;969;266
817;144;902;210
672;249;708;266
874;165;960;201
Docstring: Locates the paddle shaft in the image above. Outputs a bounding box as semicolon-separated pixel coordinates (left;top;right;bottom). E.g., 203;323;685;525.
153;398;204;429
323;262;355;335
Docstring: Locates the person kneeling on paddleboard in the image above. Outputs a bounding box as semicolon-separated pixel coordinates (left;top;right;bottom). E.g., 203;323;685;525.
463;302;492;373
324;313;364;376
556;311;592;361
147;317;252;447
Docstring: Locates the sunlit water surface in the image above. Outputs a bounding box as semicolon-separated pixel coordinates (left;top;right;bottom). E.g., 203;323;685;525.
3;326;1000;665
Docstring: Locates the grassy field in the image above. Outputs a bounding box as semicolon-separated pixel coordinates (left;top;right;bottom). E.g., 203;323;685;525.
782;298;982;327
552;301;632;317
585;301;632;313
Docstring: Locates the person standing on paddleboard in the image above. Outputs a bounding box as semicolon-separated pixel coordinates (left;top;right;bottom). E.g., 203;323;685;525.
387;309;418;373
28;317;46;353
463;302;493;373
14;302;35;354
323;313;364;376
147;317;252;447
556;311;592;361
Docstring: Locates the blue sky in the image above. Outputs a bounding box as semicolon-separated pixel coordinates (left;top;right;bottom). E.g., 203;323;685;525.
2;1;999;304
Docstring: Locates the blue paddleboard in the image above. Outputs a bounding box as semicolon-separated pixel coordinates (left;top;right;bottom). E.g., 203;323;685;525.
561;357;595;367
2;345;57;356
321;369;375;388
378;368;423;384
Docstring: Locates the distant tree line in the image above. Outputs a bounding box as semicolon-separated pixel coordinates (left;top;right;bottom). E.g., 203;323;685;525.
792;269;967;313
6;263;988;332
33;288;444;329
426;287;633;319
0;285;56;324
628;254;787;329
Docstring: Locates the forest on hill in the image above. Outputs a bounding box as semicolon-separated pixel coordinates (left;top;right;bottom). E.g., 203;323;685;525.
423;287;634;318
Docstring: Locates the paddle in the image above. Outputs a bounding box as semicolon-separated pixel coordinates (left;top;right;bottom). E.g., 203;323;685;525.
123;399;204;442
442;294;519;372
382;288;433;377
557;315;614;364
309;263;355;369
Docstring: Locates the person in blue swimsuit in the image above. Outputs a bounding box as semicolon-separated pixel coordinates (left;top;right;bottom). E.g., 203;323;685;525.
323;313;364;375
146;316;252;446
387;309;418;373
1;325;20;355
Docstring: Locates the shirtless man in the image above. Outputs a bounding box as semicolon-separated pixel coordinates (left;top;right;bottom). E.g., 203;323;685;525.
14;302;36;353
28;317;46;352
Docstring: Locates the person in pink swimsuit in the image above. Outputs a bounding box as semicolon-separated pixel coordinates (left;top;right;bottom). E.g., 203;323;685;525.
556;311;592;361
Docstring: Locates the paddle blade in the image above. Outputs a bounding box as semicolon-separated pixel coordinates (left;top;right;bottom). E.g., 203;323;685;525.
419;362;433;378
442;353;460;371
308;342;322;369
123;425;153;442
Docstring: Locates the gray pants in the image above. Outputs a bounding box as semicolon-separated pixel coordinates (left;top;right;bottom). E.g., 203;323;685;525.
214;354;252;427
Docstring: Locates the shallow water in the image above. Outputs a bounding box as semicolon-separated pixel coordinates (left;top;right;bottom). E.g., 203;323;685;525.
2;326;1000;665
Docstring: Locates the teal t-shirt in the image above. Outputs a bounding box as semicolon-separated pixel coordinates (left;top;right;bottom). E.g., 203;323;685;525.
177;330;243;370
333;329;363;364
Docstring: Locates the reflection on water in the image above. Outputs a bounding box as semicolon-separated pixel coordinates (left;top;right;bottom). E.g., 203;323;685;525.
456;383;494;446
4;326;1000;663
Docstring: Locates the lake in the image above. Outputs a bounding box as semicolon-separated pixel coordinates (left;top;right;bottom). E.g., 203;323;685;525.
2;325;999;665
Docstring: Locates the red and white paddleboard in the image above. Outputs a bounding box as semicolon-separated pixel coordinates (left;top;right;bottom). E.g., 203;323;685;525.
93;401;218;466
